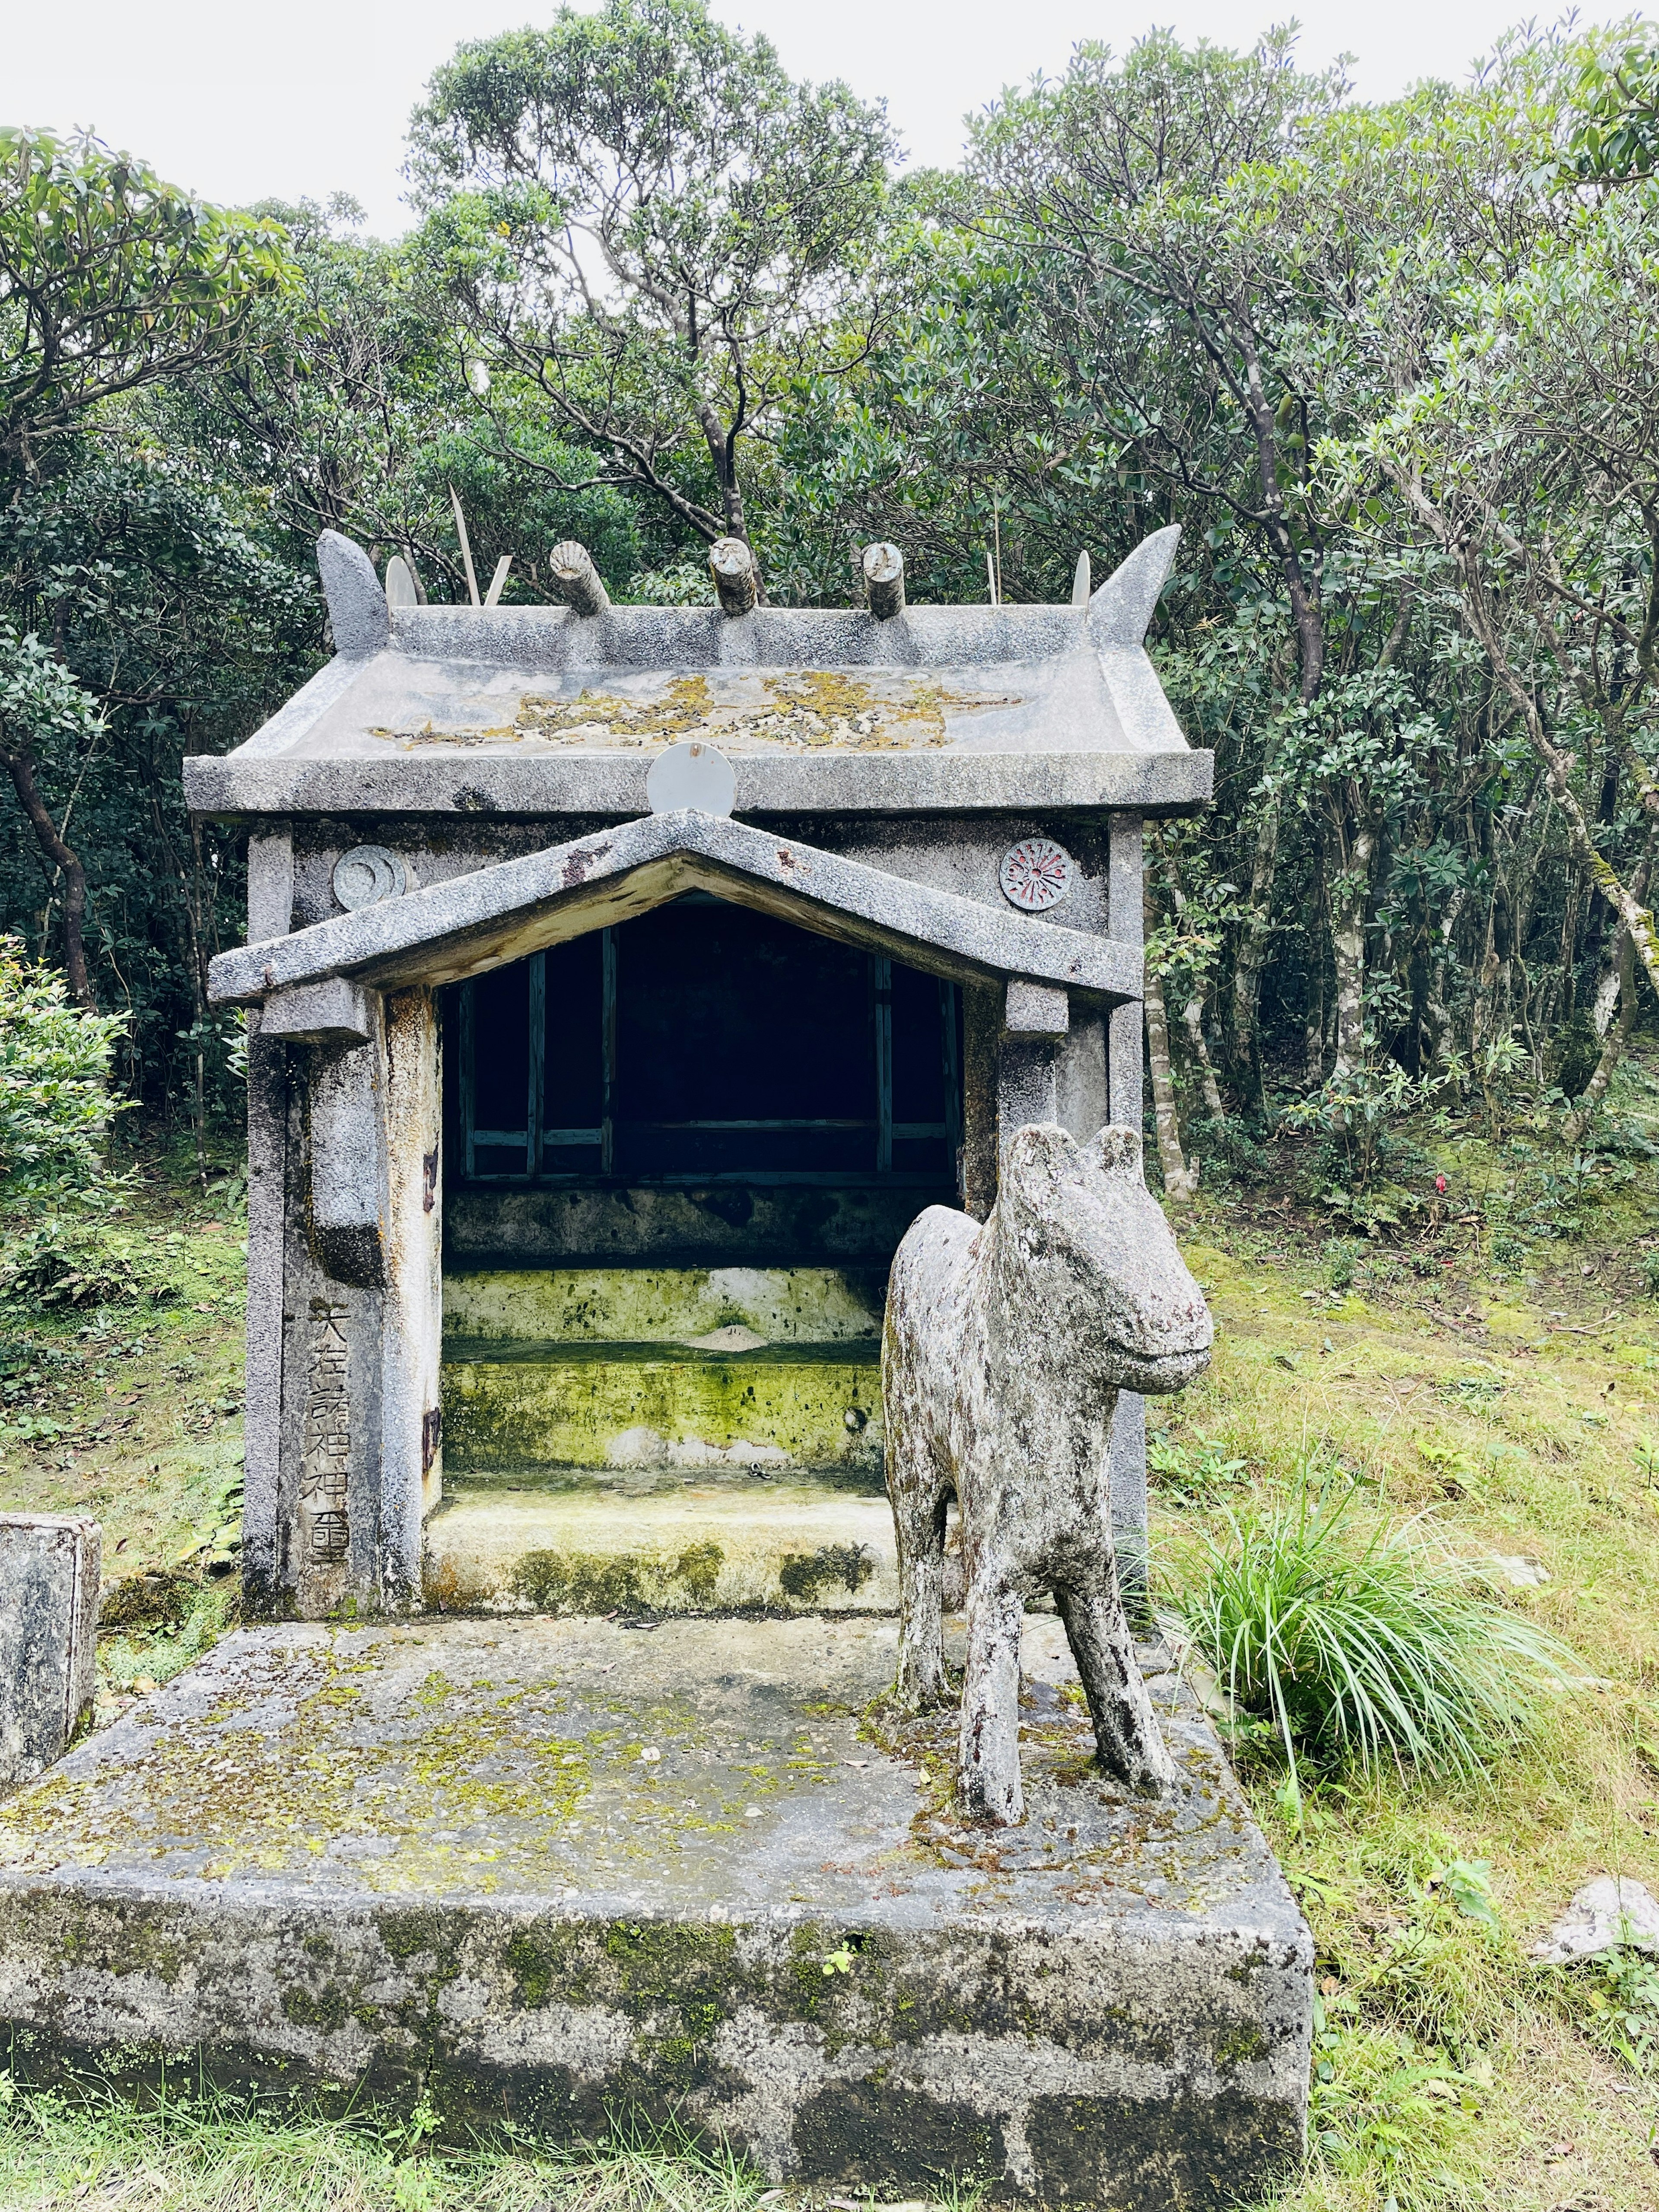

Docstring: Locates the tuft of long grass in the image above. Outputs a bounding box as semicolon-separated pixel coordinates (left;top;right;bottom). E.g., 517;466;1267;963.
1159;1471;1579;1790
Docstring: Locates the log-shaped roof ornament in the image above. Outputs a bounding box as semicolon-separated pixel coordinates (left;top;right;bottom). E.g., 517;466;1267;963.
709;536;759;615
863;543;906;620
549;540;609;616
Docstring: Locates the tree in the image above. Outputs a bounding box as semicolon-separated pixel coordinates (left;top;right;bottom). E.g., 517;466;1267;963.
1314;31;1659;1116
407;0;895;575
0;129;292;478
0;629;106;1008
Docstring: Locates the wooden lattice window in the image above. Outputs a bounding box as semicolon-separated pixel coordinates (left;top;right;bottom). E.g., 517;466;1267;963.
456;897;961;1188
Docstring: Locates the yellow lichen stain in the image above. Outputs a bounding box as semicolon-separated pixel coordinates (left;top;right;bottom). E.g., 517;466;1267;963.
373;671;1023;753
0;1630;858;1893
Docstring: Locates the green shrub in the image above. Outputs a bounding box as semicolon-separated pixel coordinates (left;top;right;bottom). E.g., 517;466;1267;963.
0;938;124;1206
1322;1235;1358;1291
1147;1433;1249;1508
1160;1472;1577;1789
0;939;132;1309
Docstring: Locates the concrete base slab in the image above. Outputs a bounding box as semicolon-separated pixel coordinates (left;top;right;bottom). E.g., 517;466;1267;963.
0;1615;1309;2207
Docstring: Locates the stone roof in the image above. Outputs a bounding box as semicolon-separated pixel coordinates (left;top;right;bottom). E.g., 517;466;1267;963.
184;528;1212;821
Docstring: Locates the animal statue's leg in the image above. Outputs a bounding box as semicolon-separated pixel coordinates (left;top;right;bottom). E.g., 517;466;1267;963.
958;1566;1025;1824
1055;1564;1178;1793
890;1447;950;1710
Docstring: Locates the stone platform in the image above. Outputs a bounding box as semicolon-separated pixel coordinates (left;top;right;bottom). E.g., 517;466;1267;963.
0;1615;1310;2207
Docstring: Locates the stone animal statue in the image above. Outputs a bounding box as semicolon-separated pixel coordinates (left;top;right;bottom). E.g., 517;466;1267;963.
884;1123;1212;1824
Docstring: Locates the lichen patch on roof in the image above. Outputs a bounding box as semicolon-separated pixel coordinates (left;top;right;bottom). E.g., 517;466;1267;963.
373;670;1027;754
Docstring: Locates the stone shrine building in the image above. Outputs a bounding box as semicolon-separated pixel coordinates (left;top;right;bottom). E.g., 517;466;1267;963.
192;529;1213;1627
0;531;1313;2210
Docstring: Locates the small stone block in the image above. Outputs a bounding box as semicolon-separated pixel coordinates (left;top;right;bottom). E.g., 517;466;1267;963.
1004;978;1070;1036
0;1514;100;1793
261;978;375;1046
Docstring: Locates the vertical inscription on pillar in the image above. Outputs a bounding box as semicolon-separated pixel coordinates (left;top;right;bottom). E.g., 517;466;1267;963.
301;1300;350;1566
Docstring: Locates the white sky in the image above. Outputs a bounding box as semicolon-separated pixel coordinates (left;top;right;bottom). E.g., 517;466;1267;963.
6;0;1629;236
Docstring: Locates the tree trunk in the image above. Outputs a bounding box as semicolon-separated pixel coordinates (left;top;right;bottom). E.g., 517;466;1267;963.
1563;828;1656;1143
1144;880;1196;1204
2;747;94;1009
1229;786;1281;1110
1144;965;1197;1206
1329;825;1376;1080
1564;925;1637;1144
1181;995;1225;1118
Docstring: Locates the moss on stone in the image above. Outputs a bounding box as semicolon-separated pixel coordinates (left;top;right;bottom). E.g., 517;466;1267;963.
441;1341;882;1478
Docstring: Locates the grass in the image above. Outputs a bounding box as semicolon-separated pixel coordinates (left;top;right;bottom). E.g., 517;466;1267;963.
0;2095;770;2212
1160;1468;1579;1796
12;1068;1659;2204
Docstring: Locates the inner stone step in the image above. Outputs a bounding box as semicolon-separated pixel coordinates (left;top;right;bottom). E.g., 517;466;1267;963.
433;1268;895;1614
424;1477;897;1614
442;1338;884;1478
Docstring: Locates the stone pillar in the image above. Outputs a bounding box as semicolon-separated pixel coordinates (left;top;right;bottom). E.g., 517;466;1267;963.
241;832;442;1621
379;987;444;1609
1106;814;1149;1589
960;982;1001;1223
997;979;1067;1173
0;1514;100;1790
242;830;293;1613
275;991;442;1620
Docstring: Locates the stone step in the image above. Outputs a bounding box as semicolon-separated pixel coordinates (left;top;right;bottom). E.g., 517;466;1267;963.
424;1474;897;1615
441;1336;884;1480
444;1265;885;1347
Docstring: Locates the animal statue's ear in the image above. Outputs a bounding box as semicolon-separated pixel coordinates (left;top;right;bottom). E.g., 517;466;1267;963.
1089;1125;1143;1175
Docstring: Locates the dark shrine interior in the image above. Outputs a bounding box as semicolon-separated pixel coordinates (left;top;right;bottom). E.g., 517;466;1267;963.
445;895;965;1211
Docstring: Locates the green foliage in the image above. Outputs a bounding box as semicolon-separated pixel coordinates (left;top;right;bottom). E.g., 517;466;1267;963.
1562;37;1659;184
1147;1431;1250;1508
1309;1996;1486;2203
1583;1941;1659;2073
0;127;294;470
408;0;895;555
0;937;122;1206
0;2088;767;2212
1161;1470;1579;1788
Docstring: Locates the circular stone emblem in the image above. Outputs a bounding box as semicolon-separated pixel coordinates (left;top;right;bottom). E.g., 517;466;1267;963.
333;845;408;911
999;836;1074;913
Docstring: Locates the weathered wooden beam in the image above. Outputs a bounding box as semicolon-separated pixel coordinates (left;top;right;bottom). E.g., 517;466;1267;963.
549;541;610;617
863;541;906;620
709;536;758;616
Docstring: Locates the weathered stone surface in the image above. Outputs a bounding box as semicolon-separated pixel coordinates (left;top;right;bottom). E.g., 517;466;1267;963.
425;1478;895;1613
1531;1876;1659;1962
444;1266;884;1346
184;747;1214;823
444;1184;940;1270
205;810;1143;1011
261;977;375;1045
316;530;391;658
0;1514;101;1792
0;1615;1309;2204
885;1126;1211;1822
1005;979;1070;1036
442;1337;882;1482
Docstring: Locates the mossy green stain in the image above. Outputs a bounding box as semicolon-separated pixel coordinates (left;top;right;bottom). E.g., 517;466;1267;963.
441;1345;882;1475
1214;2023;1269;2066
